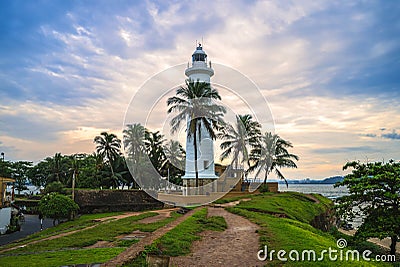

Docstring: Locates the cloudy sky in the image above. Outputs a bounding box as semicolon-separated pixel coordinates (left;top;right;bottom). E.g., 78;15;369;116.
1;0;399;180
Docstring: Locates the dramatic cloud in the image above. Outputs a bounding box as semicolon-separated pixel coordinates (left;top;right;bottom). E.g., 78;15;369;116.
382;130;400;140
0;0;399;178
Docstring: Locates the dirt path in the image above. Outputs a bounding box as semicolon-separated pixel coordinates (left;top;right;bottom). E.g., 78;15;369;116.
170;207;263;267
304;194;320;203
212;198;252;208
102;207;200;267
136;208;176;224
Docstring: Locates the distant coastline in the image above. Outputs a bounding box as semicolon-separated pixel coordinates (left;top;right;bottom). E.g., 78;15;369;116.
274;176;344;184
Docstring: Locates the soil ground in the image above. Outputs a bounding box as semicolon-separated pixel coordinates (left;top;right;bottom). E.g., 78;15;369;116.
170;207;263;267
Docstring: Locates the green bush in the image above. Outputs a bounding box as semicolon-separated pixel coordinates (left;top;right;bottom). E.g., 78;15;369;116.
38;193;79;225
44;181;66;194
258;183;269;193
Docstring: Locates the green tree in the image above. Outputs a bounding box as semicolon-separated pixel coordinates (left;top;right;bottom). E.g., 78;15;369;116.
123;123;146;188
99;155;130;189
38;192;79;226
335;160;400;255
0;159;12;178
167;80;226;189
76;153;103;189
47;153;69;184
94;132;122;186
123;123;146;160
219;114;261;170
162;140;186;185
68;154;86;199
249;132;299;186
115;155;132;188
43;181;65;194
145;130;166;175
27;160;48;187
11;161;33;194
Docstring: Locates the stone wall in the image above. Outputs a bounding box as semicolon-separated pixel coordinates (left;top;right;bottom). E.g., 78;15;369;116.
74;190;163;214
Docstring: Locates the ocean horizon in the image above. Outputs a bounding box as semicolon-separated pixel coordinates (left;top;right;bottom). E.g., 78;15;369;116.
278;183;348;199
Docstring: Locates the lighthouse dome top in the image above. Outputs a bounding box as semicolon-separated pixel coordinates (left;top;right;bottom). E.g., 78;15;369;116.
192;43;207;62
185;42;214;80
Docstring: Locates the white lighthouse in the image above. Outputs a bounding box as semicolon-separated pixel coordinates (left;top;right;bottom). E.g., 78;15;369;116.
182;44;219;195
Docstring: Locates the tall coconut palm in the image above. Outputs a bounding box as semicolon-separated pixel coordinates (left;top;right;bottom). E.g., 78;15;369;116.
162;140;185;171
162;140;186;185
219;114;261;170
69;153;85;200
249;132;299;186
47;153;68;184
167;80;226;189
123;123;146;161
123;123;147;178
144;130;166;174
94;132;121;178
53;152;62;182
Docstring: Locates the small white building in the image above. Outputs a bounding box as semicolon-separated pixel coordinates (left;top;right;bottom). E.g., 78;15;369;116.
182;44;219;195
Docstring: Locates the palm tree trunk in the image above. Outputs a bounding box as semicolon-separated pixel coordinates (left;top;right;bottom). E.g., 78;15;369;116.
263;170;268;184
110;160;115;176
72;171;76;201
390;235;397;255
109;160;116;189
193;126;199;194
235;152;239;170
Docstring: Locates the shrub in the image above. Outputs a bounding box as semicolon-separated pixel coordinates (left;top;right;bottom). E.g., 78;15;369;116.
38;193;79;225
258;183;269;193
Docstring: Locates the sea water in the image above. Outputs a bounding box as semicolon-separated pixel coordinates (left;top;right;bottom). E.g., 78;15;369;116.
279;183;348;199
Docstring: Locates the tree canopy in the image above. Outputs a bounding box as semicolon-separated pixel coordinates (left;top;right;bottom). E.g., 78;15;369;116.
38;193;79;225
335;160;400;255
219;114;261;170
248;132;299;186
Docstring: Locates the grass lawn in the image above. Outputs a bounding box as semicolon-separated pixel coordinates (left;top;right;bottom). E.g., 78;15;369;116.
0;247;125;267
0;212;124;250
125;208;227;266
227;192;391;266
212;192;267;204
153;208;226;256
0;211;182;266
3;212;158;254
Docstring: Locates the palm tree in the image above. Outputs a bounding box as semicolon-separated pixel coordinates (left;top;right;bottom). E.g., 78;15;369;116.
94;132;121;179
123;124;146;185
69;153;85;200
162;140;185;171
144;130;166;174
249;132;299;186
167;80;226;189
52;153;62;182
219;114;261;170
162;140;186;186
90;152;105;188
47;153;68;184
123;123;146;160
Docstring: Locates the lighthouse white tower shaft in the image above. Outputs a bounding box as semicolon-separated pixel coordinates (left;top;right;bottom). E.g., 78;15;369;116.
182;44;218;180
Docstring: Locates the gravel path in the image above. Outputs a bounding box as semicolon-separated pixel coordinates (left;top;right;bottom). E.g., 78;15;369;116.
170;207;263;267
